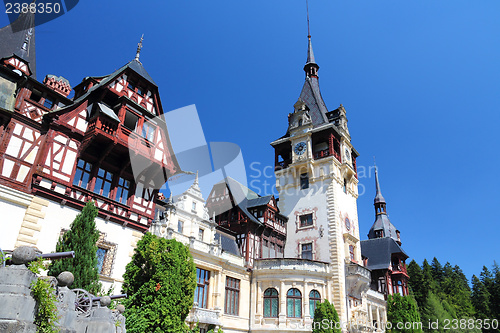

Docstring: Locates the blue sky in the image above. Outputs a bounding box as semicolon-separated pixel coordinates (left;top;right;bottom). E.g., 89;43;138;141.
2;0;499;281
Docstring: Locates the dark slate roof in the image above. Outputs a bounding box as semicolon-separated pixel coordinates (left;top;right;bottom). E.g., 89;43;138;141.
247;195;273;208
361;238;408;271
367;213;399;242
127;59;156;86
374;167;386;204
213;177;287;226
0;12;36;78
298;76;329;127
215;231;241;257
49;59;157;116
306;37;316;64
220;177;263;225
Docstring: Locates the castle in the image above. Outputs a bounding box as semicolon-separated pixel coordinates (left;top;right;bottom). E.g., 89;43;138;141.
0;11;409;333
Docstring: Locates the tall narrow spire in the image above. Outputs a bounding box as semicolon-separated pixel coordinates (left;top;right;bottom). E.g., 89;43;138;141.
368;164;401;244
374;166;386;206
0;10;37;78
303;0;319;77
135;34;144;62
374;165;387;216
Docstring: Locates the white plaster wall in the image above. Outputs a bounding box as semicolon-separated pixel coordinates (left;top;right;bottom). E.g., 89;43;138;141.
39;201;137;291
0;198;28;250
280;177;331;262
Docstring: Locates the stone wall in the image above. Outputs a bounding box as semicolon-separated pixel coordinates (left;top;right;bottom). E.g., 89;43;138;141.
0;247;126;333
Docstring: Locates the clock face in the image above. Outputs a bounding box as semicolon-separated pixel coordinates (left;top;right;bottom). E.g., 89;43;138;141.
345;148;351;161
345;217;351;231
294;142;307;155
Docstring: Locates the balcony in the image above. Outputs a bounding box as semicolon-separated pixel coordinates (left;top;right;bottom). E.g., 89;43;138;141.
313;148;341;162
186;306;221;326
254;258;329;274
86;115;118;138
346;263;371;299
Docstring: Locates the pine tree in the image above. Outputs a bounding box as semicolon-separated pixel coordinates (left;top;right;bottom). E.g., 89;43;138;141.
311;299;341;333
471;275;491;320
408;260;425;305
122;232;196;333
48;200;100;295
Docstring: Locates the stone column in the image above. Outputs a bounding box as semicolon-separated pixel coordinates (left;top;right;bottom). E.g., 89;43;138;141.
279;281;286;328
368;303;373;331
376;306;381;332
213;270;222;311
304;282;310;319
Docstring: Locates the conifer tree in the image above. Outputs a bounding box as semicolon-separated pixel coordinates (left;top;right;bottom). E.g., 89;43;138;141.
48;200;101;295
408;260;425;305
471;275;491;320
387;293;423;333
122;233;196;333
311;299;341;333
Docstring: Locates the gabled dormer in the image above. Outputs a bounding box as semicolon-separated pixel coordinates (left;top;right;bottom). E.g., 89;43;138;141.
2;54;32;76
28;51;180;231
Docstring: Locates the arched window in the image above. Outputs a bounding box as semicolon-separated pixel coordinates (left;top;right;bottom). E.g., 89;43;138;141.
287;288;302;318
309;290;321;318
264;288;279;318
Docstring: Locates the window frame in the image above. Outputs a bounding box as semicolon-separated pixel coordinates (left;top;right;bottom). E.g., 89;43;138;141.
93;168;113;198
349;245;355;262
194;268;210;309
299;213;313;228
141;121;156;142
287;288;302;318
300;173;309;189
263;288;279;318
115;177;130;205
224;276;240;316
72;159;93;189
96;247;108;275
309;290;321;318
301;242;313;260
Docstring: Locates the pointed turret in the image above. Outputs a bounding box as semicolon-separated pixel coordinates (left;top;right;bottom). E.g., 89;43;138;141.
368;166;401;245
297;35;328;128
0;11;36;78
374;166;386;214
304;36;319;78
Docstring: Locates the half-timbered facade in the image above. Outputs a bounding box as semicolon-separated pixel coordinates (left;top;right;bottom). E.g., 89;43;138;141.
0;19;180;289
206;177;287;268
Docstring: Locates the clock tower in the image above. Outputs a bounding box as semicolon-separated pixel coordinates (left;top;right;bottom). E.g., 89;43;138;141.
271;35;363;323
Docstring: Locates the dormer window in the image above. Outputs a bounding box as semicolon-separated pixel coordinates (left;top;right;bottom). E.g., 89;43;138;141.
298;119;303;126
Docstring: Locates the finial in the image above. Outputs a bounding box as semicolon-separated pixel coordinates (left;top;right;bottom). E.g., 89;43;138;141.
194;170;199;185
135;34;144;62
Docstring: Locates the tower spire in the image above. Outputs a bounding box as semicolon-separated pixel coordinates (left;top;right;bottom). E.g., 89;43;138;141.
373;163;386;214
304;0;319;77
135;34;144;62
